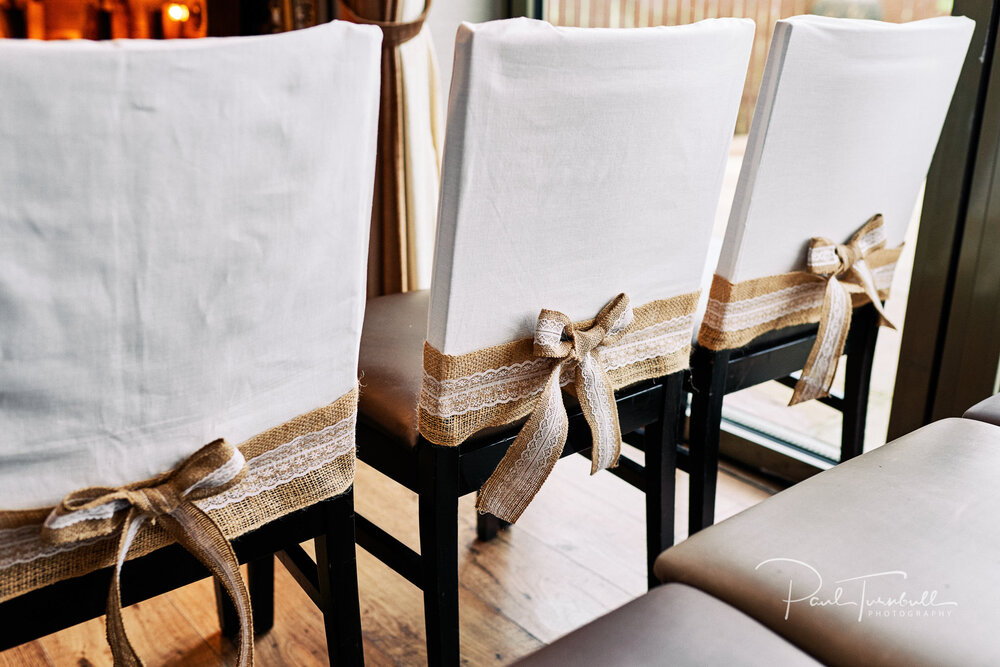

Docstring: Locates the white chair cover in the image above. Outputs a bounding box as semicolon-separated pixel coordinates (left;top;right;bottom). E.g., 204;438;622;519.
427;17;755;355
716;15;974;284
0;22;381;511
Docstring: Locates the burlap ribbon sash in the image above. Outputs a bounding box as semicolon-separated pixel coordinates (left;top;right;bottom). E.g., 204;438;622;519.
40;439;253;667
476;294;633;523
790;214;896;405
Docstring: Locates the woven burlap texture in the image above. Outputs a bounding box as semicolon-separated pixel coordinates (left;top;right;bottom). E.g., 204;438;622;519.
0;387;358;603
419;293;699;447
698;248;901;351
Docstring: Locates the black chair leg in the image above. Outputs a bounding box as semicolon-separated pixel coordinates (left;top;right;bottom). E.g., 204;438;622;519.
842;304;879;462
215;555;273;639
643;373;683;589
251;556;275;634
214;577;240;641
316;489;365;666
418;439;460;666
475;500;509;542
688;347;728;535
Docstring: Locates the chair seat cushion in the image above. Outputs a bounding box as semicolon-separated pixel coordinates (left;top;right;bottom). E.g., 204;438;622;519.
515;583;819;666
358;291;430;448
963;394;1000;427
655;417;1000;666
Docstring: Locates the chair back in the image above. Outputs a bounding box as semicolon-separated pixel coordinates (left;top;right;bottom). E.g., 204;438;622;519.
715;15;974;284
0;22;381;511
427;17;755;355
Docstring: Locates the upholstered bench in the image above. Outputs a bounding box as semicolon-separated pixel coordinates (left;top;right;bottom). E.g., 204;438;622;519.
655;417;1000;665
963;393;1000;426
517;416;1000;665
515;583;819;666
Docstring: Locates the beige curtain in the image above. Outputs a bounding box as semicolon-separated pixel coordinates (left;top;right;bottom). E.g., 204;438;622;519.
340;0;443;296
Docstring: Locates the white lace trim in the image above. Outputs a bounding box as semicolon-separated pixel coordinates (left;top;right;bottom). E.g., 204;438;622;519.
0;410;356;571
197;413;355;512
534;318;567;348
704;261;896;334
420;314;693;419
0;528;111;571
519;378;566;476
185;449;247;496
808;245;840;269
600;314;692;371
480;373;568;515
871;263;894;287
44;499;130;531
857;227;886;254
578;353;616;472
795;277;851;402
607;303;634;336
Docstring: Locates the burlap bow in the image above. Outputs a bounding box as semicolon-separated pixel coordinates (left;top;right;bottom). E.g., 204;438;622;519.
476;294;634;523
41;439;253;667
791;214;896;405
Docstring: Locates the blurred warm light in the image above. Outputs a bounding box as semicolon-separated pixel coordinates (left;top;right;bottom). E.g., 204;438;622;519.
165;2;188;21
5;0;207;39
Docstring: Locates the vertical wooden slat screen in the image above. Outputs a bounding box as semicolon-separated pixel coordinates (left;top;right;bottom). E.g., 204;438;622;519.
544;0;952;133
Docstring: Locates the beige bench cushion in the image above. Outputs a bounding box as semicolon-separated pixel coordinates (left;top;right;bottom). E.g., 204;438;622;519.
656;418;1000;666
515;583;819;666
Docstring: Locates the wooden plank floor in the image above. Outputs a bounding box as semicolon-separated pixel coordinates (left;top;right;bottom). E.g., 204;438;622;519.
0;453;778;667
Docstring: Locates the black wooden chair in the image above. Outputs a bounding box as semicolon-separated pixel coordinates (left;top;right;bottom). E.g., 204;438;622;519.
1;493;365;665
0;22;382;665
686;14;975;533
357;294;690;663
352;17;754;665
689;305;882;532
